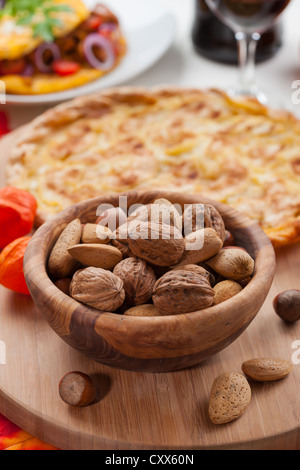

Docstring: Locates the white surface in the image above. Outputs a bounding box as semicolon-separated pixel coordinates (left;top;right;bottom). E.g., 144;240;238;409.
2;0;300;127
4;0;176;105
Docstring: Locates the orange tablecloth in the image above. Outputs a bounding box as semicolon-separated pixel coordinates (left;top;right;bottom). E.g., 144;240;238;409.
0;414;58;450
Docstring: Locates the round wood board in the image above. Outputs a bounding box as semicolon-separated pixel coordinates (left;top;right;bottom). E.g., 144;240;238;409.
0;132;300;450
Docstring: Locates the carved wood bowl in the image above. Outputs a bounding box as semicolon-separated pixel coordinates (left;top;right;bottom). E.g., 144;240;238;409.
24;191;276;373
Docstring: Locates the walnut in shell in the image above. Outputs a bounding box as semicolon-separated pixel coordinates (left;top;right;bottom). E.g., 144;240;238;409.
128;221;185;267
183;204;226;242
152;270;214;315
172;264;215;286
113;257;156;306
70;267;125;312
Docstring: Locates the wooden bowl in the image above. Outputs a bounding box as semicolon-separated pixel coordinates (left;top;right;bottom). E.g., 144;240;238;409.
24;191;276;373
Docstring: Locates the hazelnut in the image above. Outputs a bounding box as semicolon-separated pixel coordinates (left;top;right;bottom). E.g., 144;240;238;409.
152;270;214;315
70;267;125;312
206;248;255;281
213;280;243;305
128;221;185;267
124;304;161;317
273;290;300;323
59;371;96;407
113;257;156;306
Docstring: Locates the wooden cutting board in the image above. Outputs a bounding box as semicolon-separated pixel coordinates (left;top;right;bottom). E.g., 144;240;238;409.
0;132;300;450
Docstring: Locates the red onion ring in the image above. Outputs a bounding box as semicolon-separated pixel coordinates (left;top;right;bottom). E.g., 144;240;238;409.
83;33;116;71
35;43;61;73
21;64;35;77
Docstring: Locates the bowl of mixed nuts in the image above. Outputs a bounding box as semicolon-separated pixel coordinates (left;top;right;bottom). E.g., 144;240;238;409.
24;191;276;372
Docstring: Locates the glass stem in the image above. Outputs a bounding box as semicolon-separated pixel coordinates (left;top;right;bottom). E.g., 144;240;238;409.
235;31;261;95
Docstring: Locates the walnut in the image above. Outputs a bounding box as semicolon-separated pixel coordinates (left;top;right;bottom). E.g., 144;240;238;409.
113;257;156;306
152;270;214;315
183;204;226;242
128;221;185;267
172;264;215;286
70;267;125;312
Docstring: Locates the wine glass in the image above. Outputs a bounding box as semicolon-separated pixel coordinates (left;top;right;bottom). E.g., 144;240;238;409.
205;0;292;105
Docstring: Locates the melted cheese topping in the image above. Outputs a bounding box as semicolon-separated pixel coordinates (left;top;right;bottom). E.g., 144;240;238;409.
6;88;300;246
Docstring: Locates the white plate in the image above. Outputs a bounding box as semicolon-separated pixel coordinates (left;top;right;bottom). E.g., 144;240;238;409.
4;0;176;105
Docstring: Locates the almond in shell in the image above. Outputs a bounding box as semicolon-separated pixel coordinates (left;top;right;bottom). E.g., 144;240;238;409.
209;372;251;425
174;228;222;267
242;358;293;382
68;244;122;270
82;224;111;245
206;248;255;281
48;219;82;278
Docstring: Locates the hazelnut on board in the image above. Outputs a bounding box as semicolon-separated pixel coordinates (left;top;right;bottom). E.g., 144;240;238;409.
128;221;185;267
59;372;96;407
273;290;300;323
70;267;125;312
152;269;214;315
113;257;156;306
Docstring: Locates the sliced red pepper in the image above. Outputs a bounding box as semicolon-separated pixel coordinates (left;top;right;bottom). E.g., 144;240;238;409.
84;15;104;31
52;60;80;76
0;58;26;76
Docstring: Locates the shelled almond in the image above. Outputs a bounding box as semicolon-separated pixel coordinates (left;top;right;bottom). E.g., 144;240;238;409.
47;198;255;316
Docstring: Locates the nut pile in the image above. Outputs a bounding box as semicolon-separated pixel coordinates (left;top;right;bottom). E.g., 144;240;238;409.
48;198;255;316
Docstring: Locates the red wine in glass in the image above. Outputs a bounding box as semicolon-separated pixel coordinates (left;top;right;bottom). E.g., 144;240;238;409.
210;0;291;33
205;0;292;104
